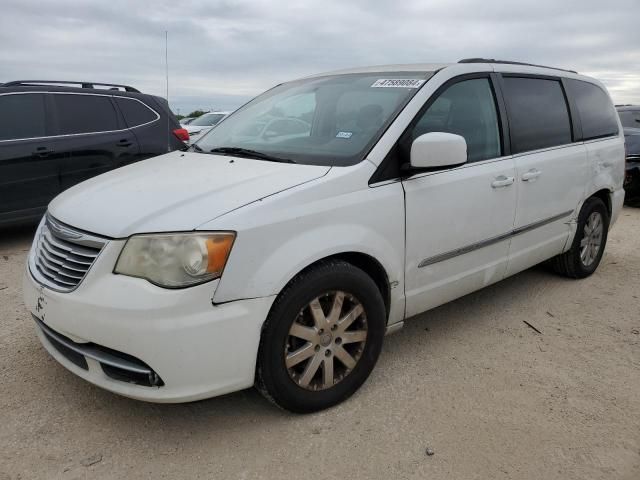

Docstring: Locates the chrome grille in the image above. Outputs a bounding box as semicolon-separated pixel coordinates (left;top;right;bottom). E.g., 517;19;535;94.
31;216;107;292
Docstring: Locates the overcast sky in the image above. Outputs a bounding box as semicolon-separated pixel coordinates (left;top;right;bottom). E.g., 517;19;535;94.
1;0;638;114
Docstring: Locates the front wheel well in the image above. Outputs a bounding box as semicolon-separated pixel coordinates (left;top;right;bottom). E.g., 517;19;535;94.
284;252;391;320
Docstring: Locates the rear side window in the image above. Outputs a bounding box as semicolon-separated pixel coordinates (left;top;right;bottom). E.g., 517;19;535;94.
0;93;46;140
502;77;572;153
52;94;119;135
566;80;619;140
115;97;158;128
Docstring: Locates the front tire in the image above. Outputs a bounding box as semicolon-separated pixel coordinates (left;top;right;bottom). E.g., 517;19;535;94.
550;196;609;278
256;260;386;413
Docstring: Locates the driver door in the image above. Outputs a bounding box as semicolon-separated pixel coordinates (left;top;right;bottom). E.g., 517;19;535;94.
402;75;517;317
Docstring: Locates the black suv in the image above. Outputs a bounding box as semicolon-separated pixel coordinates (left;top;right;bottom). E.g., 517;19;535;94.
617;105;640;205
0;80;188;226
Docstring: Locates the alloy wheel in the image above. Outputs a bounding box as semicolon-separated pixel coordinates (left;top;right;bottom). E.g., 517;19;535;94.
285;291;368;391
580;211;603;267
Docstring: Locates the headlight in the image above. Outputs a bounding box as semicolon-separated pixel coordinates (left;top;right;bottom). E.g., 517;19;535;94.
114;232;235;288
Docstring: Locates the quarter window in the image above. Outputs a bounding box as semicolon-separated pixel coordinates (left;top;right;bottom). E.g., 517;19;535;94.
406;78;502;162
115;97;158;128
566;80;619;140
52;94;119;135
502;77;572;153
0;93;46;141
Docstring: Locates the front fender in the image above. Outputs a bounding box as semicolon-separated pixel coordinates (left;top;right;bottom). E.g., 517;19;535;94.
205;169;406;324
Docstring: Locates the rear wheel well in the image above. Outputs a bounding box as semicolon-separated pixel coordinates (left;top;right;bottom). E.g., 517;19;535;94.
590;189;612;218
288;253;391;321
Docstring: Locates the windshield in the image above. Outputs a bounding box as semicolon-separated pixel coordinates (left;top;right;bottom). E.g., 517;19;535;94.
619;110;640;129
190;113;226;126
194;72;433;166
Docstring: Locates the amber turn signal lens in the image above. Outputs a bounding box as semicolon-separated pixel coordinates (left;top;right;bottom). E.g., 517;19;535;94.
206;234;235;274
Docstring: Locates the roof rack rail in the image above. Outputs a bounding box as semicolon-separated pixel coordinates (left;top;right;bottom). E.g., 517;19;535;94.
458;58;577;74
1;80;140;93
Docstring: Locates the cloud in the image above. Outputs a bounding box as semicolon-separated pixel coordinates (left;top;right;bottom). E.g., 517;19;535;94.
1;0;638;113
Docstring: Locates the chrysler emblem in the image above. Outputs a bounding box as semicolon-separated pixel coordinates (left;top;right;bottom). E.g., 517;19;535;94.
46;216;83;240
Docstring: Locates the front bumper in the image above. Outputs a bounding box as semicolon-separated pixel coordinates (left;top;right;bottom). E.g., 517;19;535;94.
23;239;276;402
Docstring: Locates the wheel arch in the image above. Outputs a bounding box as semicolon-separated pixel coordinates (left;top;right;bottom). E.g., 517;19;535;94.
286;252;392;320
589;188;612;219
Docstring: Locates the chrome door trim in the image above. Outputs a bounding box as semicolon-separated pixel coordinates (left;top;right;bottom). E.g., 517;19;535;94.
418;210;573;268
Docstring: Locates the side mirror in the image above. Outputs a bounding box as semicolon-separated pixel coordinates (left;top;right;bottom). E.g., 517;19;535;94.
410;132;467;169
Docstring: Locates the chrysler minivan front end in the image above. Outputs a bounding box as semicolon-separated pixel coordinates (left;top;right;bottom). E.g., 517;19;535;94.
23;214;278;402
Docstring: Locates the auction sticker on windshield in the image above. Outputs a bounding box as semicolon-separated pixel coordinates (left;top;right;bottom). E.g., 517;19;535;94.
371;79;426;88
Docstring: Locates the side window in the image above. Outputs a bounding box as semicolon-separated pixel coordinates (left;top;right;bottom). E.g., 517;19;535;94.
115;97;158;128
406;78;501;162
566;80;619;140
0;93;46;141
52;94;119;135
502;77;572;153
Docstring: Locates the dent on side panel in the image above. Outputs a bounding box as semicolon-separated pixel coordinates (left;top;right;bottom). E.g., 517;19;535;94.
583;137;625;228
586;138;625;195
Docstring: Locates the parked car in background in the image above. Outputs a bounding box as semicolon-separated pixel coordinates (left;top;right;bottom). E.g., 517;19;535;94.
185;111;230;141
617;105;640;205
23;60;624;413
0;80;188;227
180;117;195;125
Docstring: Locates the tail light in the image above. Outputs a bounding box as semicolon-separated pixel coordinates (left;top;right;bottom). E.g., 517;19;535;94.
173;128;189;142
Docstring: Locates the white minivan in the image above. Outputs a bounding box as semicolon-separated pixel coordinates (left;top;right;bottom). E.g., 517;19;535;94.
23;60;625;412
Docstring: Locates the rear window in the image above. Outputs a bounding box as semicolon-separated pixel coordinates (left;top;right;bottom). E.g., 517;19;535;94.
52;94;119;135
115;97;158;128
0;93;46;140
502;77;572;153
567;80;618;140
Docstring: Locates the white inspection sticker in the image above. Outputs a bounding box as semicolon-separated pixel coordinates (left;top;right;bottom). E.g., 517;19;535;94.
371;78;426;88
336;131;353;139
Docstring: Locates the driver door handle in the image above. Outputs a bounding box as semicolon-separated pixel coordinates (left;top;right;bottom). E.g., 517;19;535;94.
491;175;515;188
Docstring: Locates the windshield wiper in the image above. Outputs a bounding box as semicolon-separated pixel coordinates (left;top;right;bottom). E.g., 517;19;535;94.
190;143;205;153
209;147;295;163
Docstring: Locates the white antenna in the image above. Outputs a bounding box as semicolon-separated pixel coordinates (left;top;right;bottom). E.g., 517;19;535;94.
165;30;170;152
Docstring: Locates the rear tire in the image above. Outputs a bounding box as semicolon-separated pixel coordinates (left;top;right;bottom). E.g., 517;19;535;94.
256;260;386;413
550;197;609;279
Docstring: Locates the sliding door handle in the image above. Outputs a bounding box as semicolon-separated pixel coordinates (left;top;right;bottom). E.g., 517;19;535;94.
522;169;542;182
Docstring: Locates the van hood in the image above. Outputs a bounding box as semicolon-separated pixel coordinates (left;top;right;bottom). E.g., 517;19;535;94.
49;151;330;238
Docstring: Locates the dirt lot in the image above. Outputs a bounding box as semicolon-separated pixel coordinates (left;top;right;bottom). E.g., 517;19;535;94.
1;209;639;480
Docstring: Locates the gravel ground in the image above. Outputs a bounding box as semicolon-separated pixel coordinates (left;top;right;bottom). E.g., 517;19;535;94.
1;209;639;480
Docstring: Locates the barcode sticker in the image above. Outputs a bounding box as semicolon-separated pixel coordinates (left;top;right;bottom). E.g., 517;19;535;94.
371;79;426;88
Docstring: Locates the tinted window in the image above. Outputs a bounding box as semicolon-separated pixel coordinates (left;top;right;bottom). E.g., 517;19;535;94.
115;97;157;127
406;78;501;162
567;80;618;140
52;94;119;135
502;77;572;153
618;110;640;129
0;93;46;140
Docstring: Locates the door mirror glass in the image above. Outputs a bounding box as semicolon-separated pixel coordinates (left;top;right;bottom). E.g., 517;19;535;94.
410;132;467;169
